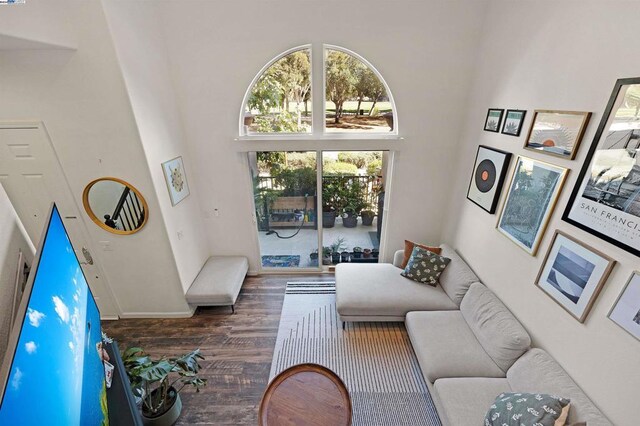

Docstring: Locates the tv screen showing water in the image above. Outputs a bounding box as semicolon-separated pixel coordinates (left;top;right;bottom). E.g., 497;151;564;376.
0;206;108;425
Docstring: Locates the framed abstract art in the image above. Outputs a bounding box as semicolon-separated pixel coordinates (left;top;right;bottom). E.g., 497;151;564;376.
484;108;504;132
524;110;591;159
501;109;527;137
536;230;615;323
608;271;640;341
162;156;190;206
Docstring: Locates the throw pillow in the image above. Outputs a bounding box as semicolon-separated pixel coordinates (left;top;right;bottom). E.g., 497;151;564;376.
400;246;450;286
401;240;441;269
485;392;571;426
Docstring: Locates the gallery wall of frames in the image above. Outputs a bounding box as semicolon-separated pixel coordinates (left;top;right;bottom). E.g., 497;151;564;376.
471;78;640;339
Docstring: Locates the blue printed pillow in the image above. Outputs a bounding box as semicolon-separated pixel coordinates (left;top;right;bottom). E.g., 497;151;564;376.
400;246;450;286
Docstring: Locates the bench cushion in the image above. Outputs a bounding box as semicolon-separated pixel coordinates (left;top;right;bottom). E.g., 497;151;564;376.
507;349;612;425
336;263;457;320
460;283;531;373
186;256;248;306
406;311;505;383
434;377;511;426
438;244;479;306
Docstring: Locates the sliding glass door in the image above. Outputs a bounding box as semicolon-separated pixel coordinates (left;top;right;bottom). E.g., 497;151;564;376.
249;150;389;271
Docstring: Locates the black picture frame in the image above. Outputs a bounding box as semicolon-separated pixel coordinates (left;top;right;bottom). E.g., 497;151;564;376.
466;145;512;214
562;77;640;258
501;109;527;137
484;108;504;132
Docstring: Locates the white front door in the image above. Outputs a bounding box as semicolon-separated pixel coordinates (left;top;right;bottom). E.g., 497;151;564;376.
0;122;119;319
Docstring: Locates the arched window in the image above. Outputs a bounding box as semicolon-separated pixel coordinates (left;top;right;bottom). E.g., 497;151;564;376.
240;45;397;137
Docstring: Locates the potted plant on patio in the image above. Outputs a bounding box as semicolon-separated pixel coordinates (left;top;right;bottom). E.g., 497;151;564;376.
330;237;346;264
122;347;207;426
352;246;363;259
309;250;319;267
363;248;372;258
322;246;333;265
360;209;375;226
341;180;366;228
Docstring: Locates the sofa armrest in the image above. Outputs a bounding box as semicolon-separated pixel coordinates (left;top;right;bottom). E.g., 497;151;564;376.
393;249;405;268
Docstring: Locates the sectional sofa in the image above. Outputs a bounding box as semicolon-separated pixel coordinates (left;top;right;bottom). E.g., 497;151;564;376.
335;244;612;426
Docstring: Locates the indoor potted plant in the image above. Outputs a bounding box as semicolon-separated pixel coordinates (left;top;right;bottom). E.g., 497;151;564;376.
122;347;207;426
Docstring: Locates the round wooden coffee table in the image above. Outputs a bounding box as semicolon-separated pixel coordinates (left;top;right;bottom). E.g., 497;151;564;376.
259;363;352;426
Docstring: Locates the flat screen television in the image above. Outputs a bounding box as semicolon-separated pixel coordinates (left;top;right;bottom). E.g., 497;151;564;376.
0;204;108;425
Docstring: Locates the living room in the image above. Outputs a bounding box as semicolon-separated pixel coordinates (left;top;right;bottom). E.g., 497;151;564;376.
0;1;638;425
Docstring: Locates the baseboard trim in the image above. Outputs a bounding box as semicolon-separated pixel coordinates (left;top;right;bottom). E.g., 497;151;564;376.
100;315;120;321
118;309;195;319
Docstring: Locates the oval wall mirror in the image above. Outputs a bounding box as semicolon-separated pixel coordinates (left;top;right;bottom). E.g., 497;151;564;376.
82;177;149;235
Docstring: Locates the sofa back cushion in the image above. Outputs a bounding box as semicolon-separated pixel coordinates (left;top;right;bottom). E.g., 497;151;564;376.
437;244;479;306
460;283;531;373
507;349;612;425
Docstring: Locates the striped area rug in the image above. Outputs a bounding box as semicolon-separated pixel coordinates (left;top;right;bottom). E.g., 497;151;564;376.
269;281;442;426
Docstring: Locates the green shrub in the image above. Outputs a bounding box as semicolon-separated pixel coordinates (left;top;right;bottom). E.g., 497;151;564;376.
367;158;382;176
323;161;358;175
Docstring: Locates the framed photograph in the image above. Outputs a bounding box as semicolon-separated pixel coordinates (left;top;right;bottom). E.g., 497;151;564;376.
497;156;568;255
524;110;591;159
484;108;504;132
161;156;190;206
501;109;527;137
563;78;640;257
536;230;616;322
608;271;640;341
466;146;512;214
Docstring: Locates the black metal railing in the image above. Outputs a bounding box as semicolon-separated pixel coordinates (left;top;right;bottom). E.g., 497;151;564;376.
109;187;145;231
256;174;381;214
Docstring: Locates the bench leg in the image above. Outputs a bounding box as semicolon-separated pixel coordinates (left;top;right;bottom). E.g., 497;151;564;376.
231;305;235;314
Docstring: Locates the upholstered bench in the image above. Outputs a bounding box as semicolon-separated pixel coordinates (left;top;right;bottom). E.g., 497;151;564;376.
185;256;249;313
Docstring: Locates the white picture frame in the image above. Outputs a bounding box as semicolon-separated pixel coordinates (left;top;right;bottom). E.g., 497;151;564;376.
162;156;190;206
608;271;640;341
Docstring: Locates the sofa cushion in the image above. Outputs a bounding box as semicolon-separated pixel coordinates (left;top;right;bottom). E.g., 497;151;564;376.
336;263;457;319
434;377;511;426
406;311;505;383
186;256;248;305
401;240;442;268
460;283;531;373
401;246;450;286
507;349;612;425
438;244;479;306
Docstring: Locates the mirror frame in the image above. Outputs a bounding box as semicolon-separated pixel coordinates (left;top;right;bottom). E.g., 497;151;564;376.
82;177;149;235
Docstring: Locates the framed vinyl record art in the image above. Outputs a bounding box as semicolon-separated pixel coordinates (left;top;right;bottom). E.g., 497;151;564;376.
467;146;512;213
563;78;640;257
497;156;568;255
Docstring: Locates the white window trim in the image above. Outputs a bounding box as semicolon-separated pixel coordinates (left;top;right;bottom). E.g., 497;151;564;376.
238;43;399;139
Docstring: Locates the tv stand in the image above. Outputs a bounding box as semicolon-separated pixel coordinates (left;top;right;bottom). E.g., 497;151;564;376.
105;341;143;426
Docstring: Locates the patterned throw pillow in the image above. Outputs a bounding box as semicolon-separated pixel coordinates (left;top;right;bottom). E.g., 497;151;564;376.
400;246;450;286
485;392;571;426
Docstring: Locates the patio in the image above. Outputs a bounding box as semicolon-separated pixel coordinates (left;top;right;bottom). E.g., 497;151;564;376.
258;217;379;268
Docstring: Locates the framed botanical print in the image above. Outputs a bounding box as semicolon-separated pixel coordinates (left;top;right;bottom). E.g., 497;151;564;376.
162;156;190;206
466;145;512;214
608;271;640;341
536;230;616;323
501;109;527;137
497;156;568;255
484;108;504;132
563;78;640;257
524;110;591;159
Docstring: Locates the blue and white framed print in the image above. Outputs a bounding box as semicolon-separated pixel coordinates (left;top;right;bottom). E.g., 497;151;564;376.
609;271;640;341
536;230;616;322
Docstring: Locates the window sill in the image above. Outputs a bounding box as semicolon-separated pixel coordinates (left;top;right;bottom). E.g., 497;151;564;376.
235;134;403;141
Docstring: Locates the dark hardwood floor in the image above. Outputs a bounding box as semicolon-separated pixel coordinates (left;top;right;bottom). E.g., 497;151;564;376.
103;274;329;425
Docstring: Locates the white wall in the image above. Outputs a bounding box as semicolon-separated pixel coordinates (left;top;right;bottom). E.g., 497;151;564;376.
443;1;640;424
0;186;34;362
0;0;192;317
155;0;489;272
101;0;210;292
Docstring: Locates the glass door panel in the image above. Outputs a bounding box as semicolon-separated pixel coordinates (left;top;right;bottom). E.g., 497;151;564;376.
249;151;320;270
321;151;386;265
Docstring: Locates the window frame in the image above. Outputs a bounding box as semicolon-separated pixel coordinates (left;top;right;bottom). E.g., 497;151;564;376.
238;44;398;140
